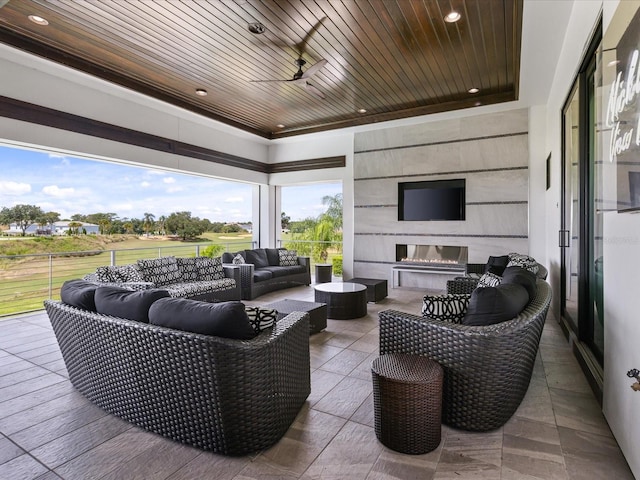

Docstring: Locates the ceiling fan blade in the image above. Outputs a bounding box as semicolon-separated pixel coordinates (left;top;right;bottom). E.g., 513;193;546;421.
301;59;328;79
303;81;325;99
295;17;327;56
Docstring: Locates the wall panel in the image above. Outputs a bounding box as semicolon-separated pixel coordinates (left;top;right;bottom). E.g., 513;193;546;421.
353;109;529;289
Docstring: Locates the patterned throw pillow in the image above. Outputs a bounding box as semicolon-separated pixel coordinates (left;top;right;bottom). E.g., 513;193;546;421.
137;257;183;286
119;265;144;282
477;272;502;288
232;253;245;265
176;257;199;282
245;306;278;334
279;249;298;267
506;253;539;275
195;256;225;281
421;294;470;323
95;266;116;283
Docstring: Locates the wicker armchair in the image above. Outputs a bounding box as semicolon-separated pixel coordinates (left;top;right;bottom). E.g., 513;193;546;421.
44;300;310;455
379;279;552;431
447;262;548;294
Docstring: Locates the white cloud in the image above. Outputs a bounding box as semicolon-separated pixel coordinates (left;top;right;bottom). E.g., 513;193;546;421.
42;185;75;198
0;181;31;195
112;203;133;212
48;153;66;159
163;177;176;184
166;186;184;193
225;196;244;203
146;170;166;176
140;181;151;188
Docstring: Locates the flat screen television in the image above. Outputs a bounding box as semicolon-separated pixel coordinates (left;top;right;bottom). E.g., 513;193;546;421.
398;179;466;221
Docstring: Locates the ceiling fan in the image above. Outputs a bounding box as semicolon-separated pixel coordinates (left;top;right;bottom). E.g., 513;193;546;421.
251;57;328;99
250;17;328;99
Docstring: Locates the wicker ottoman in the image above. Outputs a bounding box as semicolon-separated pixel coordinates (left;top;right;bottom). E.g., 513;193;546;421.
372;354;443;454
263;299;327;334
345;277;388;302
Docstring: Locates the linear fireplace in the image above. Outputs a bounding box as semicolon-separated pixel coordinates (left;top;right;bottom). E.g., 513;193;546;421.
396;244;468;270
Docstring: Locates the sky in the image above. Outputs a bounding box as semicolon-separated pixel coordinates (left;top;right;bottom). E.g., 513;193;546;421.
0;144;341;222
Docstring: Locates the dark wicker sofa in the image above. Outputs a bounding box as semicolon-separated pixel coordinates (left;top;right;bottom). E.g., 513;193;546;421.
84;255;241;302
44;300;311;455
222;248;311;300
378;279;552;432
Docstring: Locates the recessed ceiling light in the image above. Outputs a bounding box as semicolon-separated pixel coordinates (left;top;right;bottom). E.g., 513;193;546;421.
276;124;285;129
28;15;49;26
357;108;367;114
195;88;208;96
248;22;266;34
475;101;482;107
468;87;479;94
444;11;461;23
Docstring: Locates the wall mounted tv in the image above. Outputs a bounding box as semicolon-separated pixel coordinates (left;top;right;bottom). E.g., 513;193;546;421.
398;179;466;221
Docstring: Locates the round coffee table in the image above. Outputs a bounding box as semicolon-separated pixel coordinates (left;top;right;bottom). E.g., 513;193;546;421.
314;282;367;319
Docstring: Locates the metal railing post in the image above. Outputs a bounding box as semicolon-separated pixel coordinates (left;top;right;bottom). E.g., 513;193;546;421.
48;254;53;299
110;250;116;266
196;245;200;256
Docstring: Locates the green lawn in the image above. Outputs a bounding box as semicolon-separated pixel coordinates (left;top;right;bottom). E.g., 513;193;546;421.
0;233;254;316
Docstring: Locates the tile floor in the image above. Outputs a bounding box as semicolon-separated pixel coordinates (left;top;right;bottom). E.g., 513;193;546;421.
0;284;634;480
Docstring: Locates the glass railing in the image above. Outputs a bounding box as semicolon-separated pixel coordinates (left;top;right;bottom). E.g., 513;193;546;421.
0;239;343;317
0;241;254;317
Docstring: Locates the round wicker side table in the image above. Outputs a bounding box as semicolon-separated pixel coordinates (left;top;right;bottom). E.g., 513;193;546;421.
372;353;443;454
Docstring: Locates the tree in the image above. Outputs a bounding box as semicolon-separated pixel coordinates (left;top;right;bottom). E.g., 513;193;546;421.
143;212;155;236
281;211;291;231
0;204;45;236
67;221;83;235
321;193;343;230
164;211;206;240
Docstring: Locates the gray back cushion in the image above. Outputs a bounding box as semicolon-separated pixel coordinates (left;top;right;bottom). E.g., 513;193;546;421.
245;249;269;268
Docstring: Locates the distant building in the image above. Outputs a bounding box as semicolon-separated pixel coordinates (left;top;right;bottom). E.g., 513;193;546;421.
5;221;100;235
53;221;99;235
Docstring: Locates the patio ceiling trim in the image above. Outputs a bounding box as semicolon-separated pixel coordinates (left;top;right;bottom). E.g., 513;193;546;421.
0;95;344;174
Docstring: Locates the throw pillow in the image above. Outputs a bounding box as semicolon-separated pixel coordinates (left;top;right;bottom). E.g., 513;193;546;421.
501;266;537;303
484;255;510;276
176;257;199;282
462;283;529;326
195;256;225;281
232;253;245;265
94;286;170;323
265;248;283;266
245;248;270;268
137;257;183;286
477;272;502;288
95;265;117;283
245;306;278;334
421;294;470;322
278;249;298;267
118;265;144;283
506;253;539;275
60;279;99;311
149;299;256;339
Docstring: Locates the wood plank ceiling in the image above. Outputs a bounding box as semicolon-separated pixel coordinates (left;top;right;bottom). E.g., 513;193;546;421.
0;0;523;139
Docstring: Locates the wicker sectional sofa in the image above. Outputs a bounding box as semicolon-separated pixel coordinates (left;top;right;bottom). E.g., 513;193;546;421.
222;248;311;300
44;298;311;455
84;255;241;302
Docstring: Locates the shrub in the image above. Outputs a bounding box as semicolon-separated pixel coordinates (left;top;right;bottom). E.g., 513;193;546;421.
201;244;225;258
332;255;343;277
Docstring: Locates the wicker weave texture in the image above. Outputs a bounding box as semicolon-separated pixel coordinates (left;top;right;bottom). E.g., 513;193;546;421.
232;259;311;300
44;301;310;455
372;354;443;454
379;280;552;432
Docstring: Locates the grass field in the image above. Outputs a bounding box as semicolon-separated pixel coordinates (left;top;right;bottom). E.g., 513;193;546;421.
0;233;254;316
